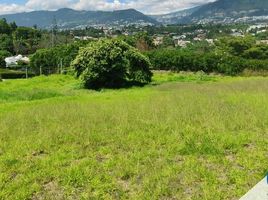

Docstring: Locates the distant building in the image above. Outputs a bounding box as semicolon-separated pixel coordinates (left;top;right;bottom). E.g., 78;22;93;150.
257;30;267;34
193;37;202;41
256;40;268;45
197;34;206;39
5;55;29;68
74;36;98;41
175;40;191;48
153;36;164;46
230;32;244;37
173;35;186;40
206;39;214;44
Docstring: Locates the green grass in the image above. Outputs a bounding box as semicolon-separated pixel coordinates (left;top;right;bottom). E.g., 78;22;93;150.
0;73;267;199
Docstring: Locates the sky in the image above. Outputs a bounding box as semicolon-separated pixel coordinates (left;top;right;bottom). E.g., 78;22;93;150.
0;0;216;15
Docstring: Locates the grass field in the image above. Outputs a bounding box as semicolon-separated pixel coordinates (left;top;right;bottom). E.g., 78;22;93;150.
0;72;267;200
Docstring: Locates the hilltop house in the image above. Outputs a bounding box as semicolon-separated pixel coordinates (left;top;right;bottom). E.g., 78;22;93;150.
175;40;191;48
256;40;268;45
153;36;164;46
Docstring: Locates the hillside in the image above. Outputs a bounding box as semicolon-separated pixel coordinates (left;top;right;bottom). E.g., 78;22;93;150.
189;0;268;23
151;6;200;24
0;8;158;29
153;0;268;24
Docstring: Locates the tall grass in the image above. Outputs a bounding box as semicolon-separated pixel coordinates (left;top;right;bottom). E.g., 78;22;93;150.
0;74;267;199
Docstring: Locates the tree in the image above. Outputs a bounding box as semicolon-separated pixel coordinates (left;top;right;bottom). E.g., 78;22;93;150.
71;39;152;89
10;22;17;32
0;19;11;35
161;36;174;48
216;36;255;56
30;48;57;75
13;27;42;54
0;34;14;53
30;42;85;75
134;32;154;51
0;50;11;67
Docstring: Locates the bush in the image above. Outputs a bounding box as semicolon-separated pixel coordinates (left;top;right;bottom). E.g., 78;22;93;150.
216;55;245;75
146;48;218;73
242;59;268;71
146;48;255;75
71;39;152;89
0;69;35;79
30;42;83;75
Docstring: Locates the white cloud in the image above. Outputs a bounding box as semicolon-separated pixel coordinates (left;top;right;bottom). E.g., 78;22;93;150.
0;3;30;15
25;0;75;10
0;0;216;15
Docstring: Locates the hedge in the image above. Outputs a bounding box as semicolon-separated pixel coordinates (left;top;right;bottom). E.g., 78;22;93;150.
145;48;268;75
0;69;35;79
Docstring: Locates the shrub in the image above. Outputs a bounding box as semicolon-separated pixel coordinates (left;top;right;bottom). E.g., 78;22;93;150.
216;55;245;75
146;48;217;73
242;59;268;71
146;48;255;75
30;43;83;75
71;39;152;89
0;69;35;79
0;50;11;68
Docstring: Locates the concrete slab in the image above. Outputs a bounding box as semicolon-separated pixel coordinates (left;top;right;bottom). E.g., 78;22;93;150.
240;177;268;200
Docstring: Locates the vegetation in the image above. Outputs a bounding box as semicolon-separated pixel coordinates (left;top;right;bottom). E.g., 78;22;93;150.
0;18;42;56
146;36;268;75
1;7;268;200
0;73;267;199
0;50;11;67
30;42;86;75
71;39;152;89
0;68;35;79
120;32;155;51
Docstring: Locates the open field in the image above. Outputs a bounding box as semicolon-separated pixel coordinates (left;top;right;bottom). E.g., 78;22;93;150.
0;73;267;199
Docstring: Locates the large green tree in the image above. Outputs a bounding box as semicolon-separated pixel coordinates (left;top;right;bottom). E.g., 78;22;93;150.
0;19;11;35
30;42;83;75
71;39;152;89
0;34;14;53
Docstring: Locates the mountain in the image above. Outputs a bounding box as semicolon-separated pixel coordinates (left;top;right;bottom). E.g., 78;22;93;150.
153;0;268;24
151;6;200;24
189;0;268;23
0;8;158;29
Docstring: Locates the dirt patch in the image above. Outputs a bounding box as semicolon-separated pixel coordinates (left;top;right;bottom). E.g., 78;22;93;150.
32;181;65;200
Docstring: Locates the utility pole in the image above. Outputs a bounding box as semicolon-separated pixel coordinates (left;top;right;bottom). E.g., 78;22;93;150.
25;66;28;79
51;16;58;48
60;59;63;74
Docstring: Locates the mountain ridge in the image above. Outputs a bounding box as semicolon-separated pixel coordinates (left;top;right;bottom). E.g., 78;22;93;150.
151;6;201;24
2;0;268;28
0;8;159;29
153;0;268;24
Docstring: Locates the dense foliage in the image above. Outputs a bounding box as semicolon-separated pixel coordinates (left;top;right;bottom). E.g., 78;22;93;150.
0;19;42;55
71;39;152;89
146;36;268;75
0;50;11;67
30;42;86;75
120;32;155;51
0;68;35;79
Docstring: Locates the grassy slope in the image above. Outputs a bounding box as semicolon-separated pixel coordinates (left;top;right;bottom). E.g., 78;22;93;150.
0;73;267;200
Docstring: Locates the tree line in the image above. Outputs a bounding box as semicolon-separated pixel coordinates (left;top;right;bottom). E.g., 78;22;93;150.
0;19;43;67
146;36;268;75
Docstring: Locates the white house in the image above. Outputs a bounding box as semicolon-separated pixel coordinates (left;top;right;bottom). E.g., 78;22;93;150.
5;55;29;67
175;40;191;48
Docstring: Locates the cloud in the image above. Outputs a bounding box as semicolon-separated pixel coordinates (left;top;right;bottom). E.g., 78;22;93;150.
25;0;75;10
0;3;30;15
0;0;216;15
